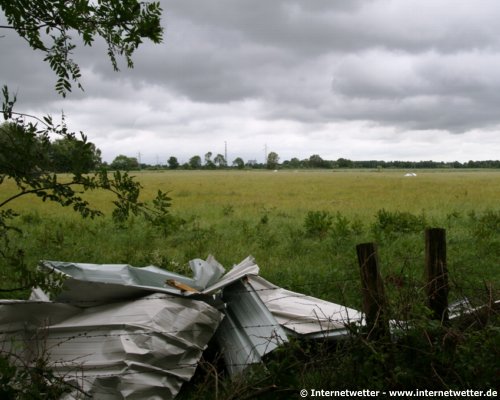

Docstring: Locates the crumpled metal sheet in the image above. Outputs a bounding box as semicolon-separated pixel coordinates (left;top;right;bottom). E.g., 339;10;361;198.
248;276;363;338
2;255;364;397
39;256;259;306
216;278;288;376
0;294;222;399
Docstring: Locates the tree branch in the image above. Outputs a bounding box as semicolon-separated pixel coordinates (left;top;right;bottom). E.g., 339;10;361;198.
0;181;76;209
0;24;53;31
7;111;51;126
0;285;31;292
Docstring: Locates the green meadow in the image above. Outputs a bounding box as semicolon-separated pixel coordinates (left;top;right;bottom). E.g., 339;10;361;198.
9;168;500;218
2;169;499;395
4;169;499;309
143;169;500;219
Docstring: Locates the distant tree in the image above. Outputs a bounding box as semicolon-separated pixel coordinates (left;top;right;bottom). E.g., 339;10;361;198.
214;153;227;168
289;157;302;168
267;151;280;169
232;157;245;169
167;156;179;170
50;136;102;173
309;154;325;168
110;155;139;171
189;155;202;169
204;152;215;169
336;158;353;168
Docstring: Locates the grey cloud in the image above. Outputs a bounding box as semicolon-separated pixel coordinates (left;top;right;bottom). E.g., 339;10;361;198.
327;49;500;131
165;0;500;55
3;0;500;162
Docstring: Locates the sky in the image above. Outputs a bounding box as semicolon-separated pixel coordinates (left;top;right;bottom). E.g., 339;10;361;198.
2;0;500;165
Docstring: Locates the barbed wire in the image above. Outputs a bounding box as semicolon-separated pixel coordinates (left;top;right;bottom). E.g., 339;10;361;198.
0;313;361;344
0;268;495;348
0;297;496;345
0;292;496;394
0;275;494;306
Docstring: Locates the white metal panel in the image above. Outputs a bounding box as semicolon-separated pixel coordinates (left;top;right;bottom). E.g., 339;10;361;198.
0;294;223;399
247;275;363;336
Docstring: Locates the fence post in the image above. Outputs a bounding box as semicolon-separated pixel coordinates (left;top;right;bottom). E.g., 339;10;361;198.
425;228;449;323
356;242;389;339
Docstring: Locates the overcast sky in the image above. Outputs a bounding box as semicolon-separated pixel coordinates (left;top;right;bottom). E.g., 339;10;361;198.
2;0;500;164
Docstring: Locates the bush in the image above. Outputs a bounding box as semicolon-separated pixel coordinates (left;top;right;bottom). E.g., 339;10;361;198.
472;210;500;239
304;211;333;238
372;209;427;235
0;352;76;399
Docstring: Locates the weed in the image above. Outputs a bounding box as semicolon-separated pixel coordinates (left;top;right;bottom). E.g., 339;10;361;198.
304;211;333;238
472;209;500;239
20;211;42;225
372;209;427;236
222;204;234;216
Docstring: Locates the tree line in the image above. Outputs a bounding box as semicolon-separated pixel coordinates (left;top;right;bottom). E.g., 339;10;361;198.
3;132;496;173
107;152;500;171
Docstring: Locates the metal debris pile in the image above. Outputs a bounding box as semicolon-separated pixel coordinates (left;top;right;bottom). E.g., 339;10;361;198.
0;256;362;399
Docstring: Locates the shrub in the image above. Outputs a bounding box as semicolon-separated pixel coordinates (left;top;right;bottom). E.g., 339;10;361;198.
372;209;427;235
472;210;500;239
304;211;333;238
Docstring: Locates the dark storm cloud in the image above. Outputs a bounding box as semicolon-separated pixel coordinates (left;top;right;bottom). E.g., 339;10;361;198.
2;0;500;162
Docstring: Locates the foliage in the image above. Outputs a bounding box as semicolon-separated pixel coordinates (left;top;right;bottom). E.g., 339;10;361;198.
49;136;102;173
308;154;331;168
0;350;77;399
0;0;166;396
471;209;500;239
230;157;242;170
372;209;427;236
204;152;215;169
110;154;140;171
189;155;202;169
267;151;280;169
304;210;333;238
167;156;179;169
0;105;174;292
0;0;163;96
213;153;227;168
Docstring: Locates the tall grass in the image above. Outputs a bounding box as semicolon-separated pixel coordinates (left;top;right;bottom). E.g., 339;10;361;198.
4;169;499;307
5;169;500;220
3;170;499;397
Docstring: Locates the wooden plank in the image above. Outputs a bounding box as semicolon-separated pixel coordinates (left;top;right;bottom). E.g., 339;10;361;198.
165;279;200;293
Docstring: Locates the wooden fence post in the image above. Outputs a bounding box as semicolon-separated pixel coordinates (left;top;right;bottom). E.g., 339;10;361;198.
425;228;449;323
356;242;389;339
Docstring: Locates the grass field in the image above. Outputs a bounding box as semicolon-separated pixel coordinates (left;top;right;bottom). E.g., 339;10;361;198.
2;169;499;308
83;169;500;219
2;169;499;395
6;169;500;218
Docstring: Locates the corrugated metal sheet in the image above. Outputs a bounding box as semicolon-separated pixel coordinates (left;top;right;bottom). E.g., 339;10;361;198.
39;256;259;305
248;275;363;338
0;294;222;399
1;255;365;397
216;279;288;376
